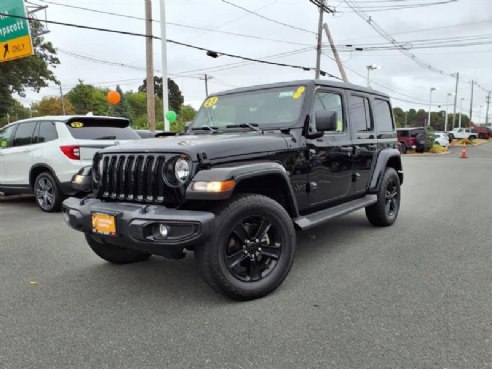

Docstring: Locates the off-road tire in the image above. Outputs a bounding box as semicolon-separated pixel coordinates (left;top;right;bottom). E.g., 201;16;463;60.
195;194;296;301
85;233;151;264
365;167;401;227
469;135;477;140
399;142;407;154
34;172;63;212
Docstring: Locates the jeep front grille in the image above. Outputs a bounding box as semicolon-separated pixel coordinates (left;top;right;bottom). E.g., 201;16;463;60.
93;154;167;204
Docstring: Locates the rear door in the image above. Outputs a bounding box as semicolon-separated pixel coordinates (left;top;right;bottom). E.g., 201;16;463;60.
2;121;38;186
347;94;378;195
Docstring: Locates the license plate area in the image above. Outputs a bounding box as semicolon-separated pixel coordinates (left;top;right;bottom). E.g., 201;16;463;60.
91;212;117;237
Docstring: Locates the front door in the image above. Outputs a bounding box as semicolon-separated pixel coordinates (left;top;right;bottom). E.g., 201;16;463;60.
1;121;37;186
307;89;352;207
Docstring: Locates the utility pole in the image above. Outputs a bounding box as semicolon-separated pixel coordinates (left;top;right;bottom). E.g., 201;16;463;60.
315;0;324;79
200;74;214;97
323;23;348;82
486;91;491;125
309;0;334;79
469;80;474;124
159;0;169;131
145;0;156;131
59;84;65;115
452;72;459;129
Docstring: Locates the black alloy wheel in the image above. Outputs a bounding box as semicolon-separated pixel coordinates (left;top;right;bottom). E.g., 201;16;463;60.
34;172;63;212
225;215;282;282
196;194;296;300
365;167;401;227
384;176;399;219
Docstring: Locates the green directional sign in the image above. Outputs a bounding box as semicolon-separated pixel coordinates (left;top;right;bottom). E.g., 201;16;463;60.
0;0;33;62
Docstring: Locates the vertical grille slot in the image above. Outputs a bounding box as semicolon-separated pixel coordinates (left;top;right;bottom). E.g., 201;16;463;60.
135;155;145;202
124;156;134;200
117;156;127;200
102;156;110;197
154;156;165;203
109;156;118;199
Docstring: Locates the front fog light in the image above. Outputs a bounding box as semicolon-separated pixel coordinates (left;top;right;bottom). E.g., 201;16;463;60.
159;224;169;238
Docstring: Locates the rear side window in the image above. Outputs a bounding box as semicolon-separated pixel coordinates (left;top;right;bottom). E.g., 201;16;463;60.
373;99;394;132
13;122;37;147
65;119;140;140
36;121;58;143
349;96;372;132
0;125;16;148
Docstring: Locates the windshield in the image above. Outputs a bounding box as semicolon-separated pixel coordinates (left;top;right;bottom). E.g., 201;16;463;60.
191;85;307;130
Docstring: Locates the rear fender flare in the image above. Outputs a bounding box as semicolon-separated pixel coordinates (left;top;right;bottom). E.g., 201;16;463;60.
368;149;403;192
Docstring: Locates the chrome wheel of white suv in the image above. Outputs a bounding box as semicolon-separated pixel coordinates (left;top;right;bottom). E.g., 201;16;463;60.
34;172;63;212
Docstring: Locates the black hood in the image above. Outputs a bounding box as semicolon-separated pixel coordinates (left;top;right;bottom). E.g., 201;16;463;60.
100;131;290;161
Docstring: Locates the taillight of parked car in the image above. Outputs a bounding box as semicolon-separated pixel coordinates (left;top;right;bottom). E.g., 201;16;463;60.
60;145;81;160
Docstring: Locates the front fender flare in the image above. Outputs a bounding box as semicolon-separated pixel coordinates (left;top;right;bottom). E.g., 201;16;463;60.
186;162;299;217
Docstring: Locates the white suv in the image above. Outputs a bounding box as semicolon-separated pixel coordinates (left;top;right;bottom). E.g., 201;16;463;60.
0;116;140;212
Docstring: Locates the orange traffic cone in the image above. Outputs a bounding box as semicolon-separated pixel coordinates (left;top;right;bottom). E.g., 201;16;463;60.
460;143;468;159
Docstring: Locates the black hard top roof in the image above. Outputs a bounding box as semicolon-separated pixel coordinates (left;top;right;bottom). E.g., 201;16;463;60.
212;79;390;99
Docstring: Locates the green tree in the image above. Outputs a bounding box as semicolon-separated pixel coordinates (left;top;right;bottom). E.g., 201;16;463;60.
0;100;29;126
32;96;74;116
112;85;131;120
407;109;417;127
393;107;405;128
0;22;59;119
67;81;108;115
138;77;184;112
416;109;427;127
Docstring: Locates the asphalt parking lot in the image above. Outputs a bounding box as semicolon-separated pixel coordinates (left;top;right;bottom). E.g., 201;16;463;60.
1;143;491;369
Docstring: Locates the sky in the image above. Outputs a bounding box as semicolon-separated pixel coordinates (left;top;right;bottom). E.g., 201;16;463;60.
16;0;492;123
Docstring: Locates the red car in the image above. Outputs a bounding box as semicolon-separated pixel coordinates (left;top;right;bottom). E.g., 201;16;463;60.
397;128;426;153
471;126;491;139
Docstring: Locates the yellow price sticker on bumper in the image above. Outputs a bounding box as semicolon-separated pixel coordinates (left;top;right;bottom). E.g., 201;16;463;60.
204;96;219;108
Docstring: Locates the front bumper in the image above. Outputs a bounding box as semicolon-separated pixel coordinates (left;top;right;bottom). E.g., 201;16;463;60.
62;197;215;255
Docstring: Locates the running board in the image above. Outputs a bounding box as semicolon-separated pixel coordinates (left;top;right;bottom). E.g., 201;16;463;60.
294;195;378;230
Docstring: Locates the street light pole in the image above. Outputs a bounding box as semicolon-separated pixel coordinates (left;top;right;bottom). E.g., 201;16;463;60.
459;98;465;128
428;87;436;126
159;0;170;131
444;92;454;132
366;64;380;88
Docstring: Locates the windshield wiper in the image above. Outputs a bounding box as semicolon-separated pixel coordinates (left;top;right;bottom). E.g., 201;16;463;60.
226;123;262;133
94;136;117;140
191;126;219;133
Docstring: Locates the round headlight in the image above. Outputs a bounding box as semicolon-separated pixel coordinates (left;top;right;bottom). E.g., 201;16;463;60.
175;158;190;183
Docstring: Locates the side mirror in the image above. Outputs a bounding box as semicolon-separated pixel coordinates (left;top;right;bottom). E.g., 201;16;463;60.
315;110;338;132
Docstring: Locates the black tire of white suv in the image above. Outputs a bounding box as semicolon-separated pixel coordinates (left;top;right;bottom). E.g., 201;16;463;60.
34;172;63;212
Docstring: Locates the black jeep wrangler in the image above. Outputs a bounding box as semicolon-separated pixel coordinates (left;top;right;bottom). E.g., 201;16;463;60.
63;80;403;300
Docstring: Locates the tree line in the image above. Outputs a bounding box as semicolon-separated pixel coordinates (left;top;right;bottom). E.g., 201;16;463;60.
393;107;470;131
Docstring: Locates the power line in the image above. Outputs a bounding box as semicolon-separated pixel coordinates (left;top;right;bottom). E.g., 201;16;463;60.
0;12;340;79
336;0;458;12
27;0;312;47
220;0;316;35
